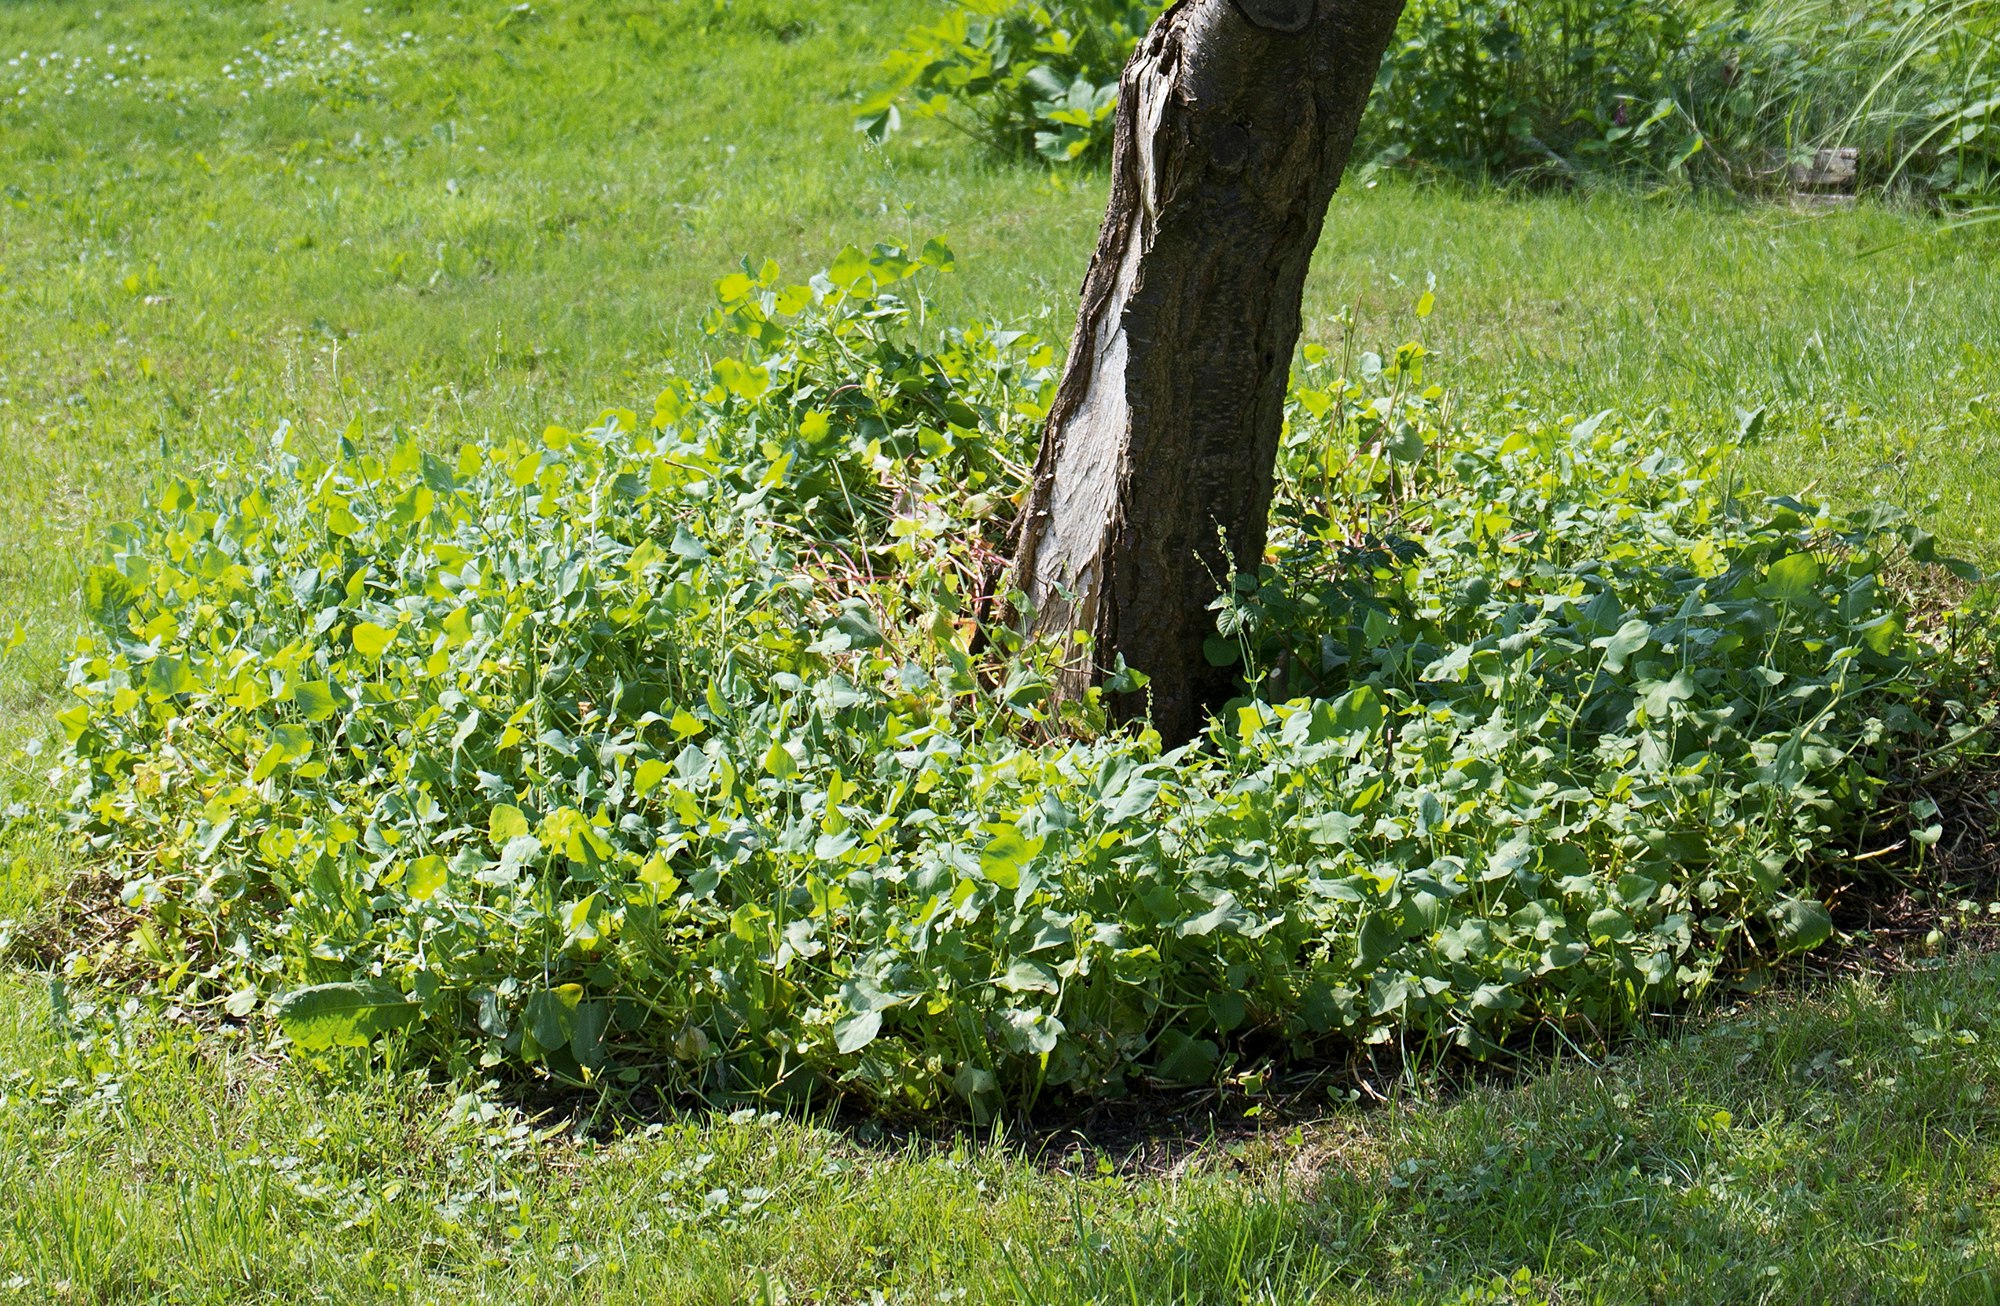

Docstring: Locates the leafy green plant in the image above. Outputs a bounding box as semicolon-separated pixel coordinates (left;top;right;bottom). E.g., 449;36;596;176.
1361;0;2000;198
1750;0;2000;204
40;245;1992;1117
1362;0;1716;183
861;0;1998;207
858;0;1157;164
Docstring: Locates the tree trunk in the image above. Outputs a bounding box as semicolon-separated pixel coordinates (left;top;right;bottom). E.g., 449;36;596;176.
1010;0;1407;744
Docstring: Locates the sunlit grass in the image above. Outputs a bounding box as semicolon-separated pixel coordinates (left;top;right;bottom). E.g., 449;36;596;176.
5;955;2000;1301
2;0;1998;1299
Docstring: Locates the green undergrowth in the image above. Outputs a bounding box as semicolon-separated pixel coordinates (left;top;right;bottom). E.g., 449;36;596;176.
866;0;2000;206
38;246;1997;1117
859;0;1150;164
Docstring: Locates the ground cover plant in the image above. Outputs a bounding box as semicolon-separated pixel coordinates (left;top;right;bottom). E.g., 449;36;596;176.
3;0;2000;1299
44;244;1997;1115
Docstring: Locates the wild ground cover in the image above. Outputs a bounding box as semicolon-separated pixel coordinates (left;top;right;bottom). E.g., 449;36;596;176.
3;0;2000;1301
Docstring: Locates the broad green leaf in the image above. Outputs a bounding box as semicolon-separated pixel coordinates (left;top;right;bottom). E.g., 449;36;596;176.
571;1001;611;1071
1355;913;1399;972
637;854;681;901
1542;941;1589;970
1097;764;1161;825
828;245;873;291
1640;670;1697;716
290;681;337;722
407;856;448;901
1587;907;1635;943
953;1063;998;1106
834;1009;881;1054
1305;810;1358;847
323;501;364;537
1598;619;1651;672
525;987;580;1052
712;357;770;401
1178;893;1240;939
635;759;671;796
996;959;1059;994
762;742;798;781
1769;898;1833;953
1153;1031;1218;1085
822;600;883;651
489;804;531;845
979;824;1043;890
1569;409;1612;440
252;724;314;781
1310;686;1386;749
277;981;420;1050
1001;1007;1061;1056
1384;422;1427;463
83;567;138;625
674;743;711;783
1760;553;1823;604
145;656;198;700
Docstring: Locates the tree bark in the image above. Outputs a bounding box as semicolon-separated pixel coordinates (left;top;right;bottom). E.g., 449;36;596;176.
1010;0;1407;744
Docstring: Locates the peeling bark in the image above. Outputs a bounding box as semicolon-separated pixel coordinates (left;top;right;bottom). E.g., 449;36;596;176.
1010;0;1407;743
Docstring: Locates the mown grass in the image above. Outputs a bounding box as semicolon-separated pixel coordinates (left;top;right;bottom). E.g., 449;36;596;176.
2;0;1998;1299
8;954;2000;1302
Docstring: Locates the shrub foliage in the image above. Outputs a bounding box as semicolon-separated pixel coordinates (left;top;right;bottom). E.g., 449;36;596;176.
47;248;1990;1114
1368;0;1999;195
857;0;1150;165
864;0;2000;205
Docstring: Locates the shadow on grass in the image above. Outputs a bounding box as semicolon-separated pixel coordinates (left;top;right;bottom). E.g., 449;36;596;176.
990;951;2000;1303
5;949;2000;1302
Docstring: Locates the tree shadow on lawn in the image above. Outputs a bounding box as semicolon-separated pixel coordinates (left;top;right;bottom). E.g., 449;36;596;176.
991;942;2000;1304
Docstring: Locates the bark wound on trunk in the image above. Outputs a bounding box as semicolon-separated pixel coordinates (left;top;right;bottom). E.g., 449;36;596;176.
1010;0;1406;744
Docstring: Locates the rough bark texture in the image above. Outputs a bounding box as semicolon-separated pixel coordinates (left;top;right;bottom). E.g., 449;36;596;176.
1010;0;1407;743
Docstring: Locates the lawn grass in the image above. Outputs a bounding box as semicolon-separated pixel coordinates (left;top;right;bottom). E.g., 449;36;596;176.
2;0;1998;1300
7;950;2000;1302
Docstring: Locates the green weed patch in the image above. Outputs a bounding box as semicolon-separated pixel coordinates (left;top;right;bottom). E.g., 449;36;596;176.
39;248;1994;1115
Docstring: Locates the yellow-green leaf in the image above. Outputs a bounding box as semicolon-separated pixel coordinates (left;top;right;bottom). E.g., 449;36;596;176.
637;854;682;901
979;823;1044;891
408;856;448;901
490;804;531;845
635;759;671;796
352;622;395;658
